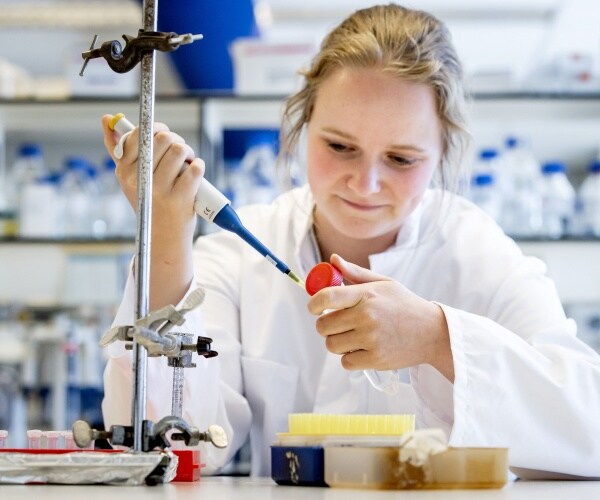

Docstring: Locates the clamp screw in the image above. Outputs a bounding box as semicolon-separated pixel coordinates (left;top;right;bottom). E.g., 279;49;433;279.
79;34;99;76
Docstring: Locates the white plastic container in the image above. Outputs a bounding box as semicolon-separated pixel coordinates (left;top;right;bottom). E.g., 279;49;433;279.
469;172;502;223
471;148;502;177
61;156;93;238
230;38;316;95
9;143;47;211
18;174;63;238
577;160;600;237
539;161;576;239
500;136;543;237
98;156;136;238
324;440;508;490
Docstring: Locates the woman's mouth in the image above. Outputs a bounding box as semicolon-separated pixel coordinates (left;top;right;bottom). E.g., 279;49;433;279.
339;197;385;211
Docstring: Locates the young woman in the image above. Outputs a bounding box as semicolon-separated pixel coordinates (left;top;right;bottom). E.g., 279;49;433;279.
101;4;600;478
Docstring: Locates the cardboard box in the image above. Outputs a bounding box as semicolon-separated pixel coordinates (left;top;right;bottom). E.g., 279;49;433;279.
230;38;316;95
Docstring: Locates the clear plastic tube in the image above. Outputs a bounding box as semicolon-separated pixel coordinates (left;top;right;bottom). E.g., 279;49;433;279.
363;369;402;395
27;429;43;449
306;262;402;395
0;430;8;448
62;430;76;450
44;430;62;449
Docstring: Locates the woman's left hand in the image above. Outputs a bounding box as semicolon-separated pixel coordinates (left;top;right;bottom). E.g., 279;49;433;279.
307;254;454;382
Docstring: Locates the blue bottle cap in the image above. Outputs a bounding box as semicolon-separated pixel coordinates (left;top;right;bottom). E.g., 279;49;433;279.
479;149;498;160
541;161;566;174
589;160;600;174
472;173;494;186
64;156;89;172
19;143;43;157
104;156;116;171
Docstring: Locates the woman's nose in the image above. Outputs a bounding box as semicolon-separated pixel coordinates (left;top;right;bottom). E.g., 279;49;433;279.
347;161;381;195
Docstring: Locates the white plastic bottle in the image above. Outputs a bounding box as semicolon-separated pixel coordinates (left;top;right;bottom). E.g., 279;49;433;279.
85;166;108;239
18;173;63;238
99;156;135;238
500;136;543;237
61;156;92;238
10;143;48;213
577;160;600;237
539;161;576;239
469;172;502;223
472;148;502;176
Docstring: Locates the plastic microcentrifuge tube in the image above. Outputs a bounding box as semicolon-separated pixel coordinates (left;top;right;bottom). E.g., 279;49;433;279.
27;429;43;449
306;262;402;395
62;430;76;450
44;430;62;450
0;430;8;448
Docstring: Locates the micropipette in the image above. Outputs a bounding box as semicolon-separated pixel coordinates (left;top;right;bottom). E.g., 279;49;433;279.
109;113;305;289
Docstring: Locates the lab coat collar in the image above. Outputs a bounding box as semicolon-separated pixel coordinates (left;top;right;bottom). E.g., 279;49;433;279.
291;185;434;272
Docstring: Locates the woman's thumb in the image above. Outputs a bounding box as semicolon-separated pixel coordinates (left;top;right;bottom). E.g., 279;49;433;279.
101;114;119;151
330;253;390;285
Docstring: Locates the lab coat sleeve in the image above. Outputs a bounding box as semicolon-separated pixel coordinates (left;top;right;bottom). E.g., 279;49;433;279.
101;261;252;474
410;253;600;478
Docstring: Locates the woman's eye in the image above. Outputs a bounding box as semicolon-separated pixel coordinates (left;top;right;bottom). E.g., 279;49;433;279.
390;155;415;166
328;142;351;153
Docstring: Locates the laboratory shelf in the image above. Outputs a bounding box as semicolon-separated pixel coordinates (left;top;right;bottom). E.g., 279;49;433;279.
0;96;202;136
1;92;599;306
0;237;134;245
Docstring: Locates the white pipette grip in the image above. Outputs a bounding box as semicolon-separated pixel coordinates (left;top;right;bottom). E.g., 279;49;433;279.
193;178;230;223
110;114;231;224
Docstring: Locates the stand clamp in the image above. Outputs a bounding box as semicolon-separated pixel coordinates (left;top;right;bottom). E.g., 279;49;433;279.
80;30;203;75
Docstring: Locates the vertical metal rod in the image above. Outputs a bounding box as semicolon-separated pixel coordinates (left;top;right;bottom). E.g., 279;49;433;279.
132;0;158;452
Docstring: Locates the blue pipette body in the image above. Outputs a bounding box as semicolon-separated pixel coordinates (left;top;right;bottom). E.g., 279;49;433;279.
213;205;289;274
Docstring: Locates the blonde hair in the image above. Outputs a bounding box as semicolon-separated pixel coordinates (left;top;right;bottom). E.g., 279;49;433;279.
280;3;471;193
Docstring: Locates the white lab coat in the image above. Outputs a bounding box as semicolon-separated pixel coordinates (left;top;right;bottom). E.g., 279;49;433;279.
103;185;600;478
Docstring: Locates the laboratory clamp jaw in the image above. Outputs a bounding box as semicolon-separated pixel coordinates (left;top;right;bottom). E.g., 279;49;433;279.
70;289;228;484
80;30;203;76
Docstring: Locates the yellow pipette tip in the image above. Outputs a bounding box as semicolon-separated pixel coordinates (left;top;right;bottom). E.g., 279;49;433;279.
287;270;306;290
108;113;125;131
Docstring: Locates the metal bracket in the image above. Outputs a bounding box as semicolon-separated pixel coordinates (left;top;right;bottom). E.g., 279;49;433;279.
80;29;203;75
72;418;228;451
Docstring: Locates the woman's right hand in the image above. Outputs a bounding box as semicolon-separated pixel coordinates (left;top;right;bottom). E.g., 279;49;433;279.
101;114;205;309
101;114;204;242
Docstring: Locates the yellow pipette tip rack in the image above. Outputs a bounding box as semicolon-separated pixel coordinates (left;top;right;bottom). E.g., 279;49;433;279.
286;413;415;436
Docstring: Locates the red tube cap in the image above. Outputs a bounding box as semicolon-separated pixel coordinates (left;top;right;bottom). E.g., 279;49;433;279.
306;262;343;296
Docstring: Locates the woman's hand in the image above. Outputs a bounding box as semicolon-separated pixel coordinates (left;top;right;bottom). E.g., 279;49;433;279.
101;114;204;241
307;254;454;382
101;114;205;310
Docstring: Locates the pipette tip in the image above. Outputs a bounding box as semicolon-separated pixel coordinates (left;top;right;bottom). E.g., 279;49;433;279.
286;270;306;290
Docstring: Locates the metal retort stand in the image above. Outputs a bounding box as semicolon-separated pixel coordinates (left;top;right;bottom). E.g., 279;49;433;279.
0;1;227;486
74;0;226;484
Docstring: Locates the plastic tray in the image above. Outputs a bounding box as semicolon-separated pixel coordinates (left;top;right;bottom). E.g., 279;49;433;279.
324;445;508;489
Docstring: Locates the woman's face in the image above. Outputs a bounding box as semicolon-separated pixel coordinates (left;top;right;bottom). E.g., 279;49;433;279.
306;67;443;246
